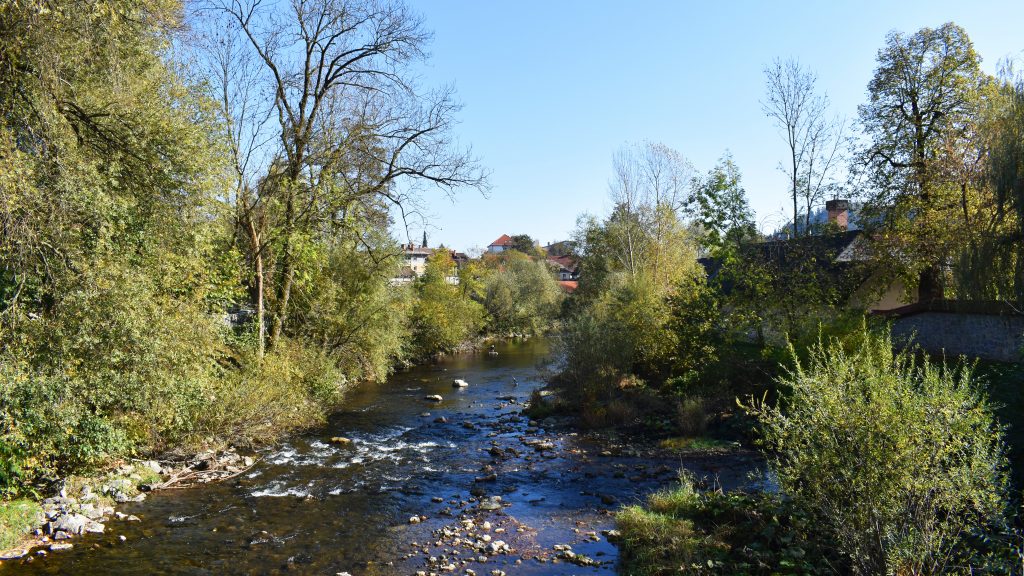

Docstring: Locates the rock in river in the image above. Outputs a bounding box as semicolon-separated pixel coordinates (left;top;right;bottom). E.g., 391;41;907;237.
424;395;443;402
452;379;469;388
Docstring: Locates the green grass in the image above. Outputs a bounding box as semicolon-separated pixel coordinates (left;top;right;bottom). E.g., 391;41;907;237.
616;474;835;575
0;499;41;551
617;505;704;575
658;436;738;452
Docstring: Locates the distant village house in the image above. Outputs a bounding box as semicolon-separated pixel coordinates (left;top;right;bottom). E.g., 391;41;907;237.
487;234;515;253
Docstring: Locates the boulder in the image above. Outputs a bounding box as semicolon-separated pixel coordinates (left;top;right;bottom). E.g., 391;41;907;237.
452;379;469;388
83;520;105;534
50;514;88;535
424;395;443;402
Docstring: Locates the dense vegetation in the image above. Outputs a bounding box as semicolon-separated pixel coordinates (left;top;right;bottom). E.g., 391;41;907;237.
0;0;562;502
618;330;1017;575
540;22;1024;574
2;3;1022;571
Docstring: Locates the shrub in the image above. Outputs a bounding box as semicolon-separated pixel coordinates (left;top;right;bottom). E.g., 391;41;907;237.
617;472;834;575
0;499;41;550
0;262;350;495
751;327;1013;575
187;340;343;449
674;396;708;437
482;254;563;335
0;359;132;496
411;251;485;357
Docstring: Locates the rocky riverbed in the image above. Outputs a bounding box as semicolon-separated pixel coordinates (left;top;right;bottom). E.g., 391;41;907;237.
0;339;762;575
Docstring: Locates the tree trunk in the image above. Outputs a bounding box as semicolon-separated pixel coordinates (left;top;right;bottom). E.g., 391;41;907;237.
917;265;944;302
269;257;294;347
268;182;297;349
1015;244;1024;307
247;221;265;359
792;155;799;238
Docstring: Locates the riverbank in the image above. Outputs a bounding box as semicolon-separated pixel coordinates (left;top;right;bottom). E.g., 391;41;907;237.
0;451;265;562
0;338;762;574
0;333;528;563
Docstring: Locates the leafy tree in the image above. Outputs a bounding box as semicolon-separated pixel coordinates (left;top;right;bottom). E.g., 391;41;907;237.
664;273;720;387
986;64;1024;304
602;142;695;290
0;0;247;492
508;234;540;256
562;143;704;387
857;22;988;300
411;250;484;356
482;252;562;335
199;0;486;352
456;257;488;301
289;228;411;384
690;153;758;258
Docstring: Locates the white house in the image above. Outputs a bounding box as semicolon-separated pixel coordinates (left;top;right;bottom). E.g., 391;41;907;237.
487;234;514;253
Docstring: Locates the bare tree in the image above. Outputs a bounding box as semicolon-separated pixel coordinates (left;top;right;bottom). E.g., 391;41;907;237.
607;141;695;286
197;28;277;357
762;58;845;236
193;0;486;350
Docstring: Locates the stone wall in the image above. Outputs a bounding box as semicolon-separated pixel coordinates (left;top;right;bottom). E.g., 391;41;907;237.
890;310;1024;363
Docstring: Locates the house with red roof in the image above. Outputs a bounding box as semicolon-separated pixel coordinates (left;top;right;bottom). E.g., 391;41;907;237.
546;255;579;281
487;234;514;253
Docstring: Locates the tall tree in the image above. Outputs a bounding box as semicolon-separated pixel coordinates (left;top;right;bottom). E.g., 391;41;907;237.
988;65;1024;304
411;249;484;356
762;58;845;236
605;141;695;288
0;0;231;331
857;22;985;300
690;153;757;258
509;234;539;256
197;0;486;351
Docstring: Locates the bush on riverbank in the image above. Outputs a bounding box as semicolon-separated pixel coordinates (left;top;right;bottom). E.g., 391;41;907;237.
617;473;835;575
410;251;487;358
0;323;346;497
617;327;1020;576
749;328;1016;575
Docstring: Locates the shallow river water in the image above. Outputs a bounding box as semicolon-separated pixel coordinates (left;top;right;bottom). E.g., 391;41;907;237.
2;339;761;575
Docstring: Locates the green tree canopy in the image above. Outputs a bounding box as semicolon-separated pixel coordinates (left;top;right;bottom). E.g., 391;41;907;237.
857;22;989;300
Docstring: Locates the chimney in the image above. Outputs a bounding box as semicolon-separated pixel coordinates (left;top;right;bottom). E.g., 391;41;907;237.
826;199;850;231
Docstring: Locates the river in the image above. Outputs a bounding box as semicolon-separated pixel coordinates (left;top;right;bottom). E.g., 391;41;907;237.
2;338;762;575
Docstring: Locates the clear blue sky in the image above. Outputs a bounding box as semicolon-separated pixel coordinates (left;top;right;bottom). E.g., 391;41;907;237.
396;1;1024;253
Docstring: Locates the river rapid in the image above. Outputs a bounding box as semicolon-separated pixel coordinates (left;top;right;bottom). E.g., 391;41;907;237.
2;339;762;575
